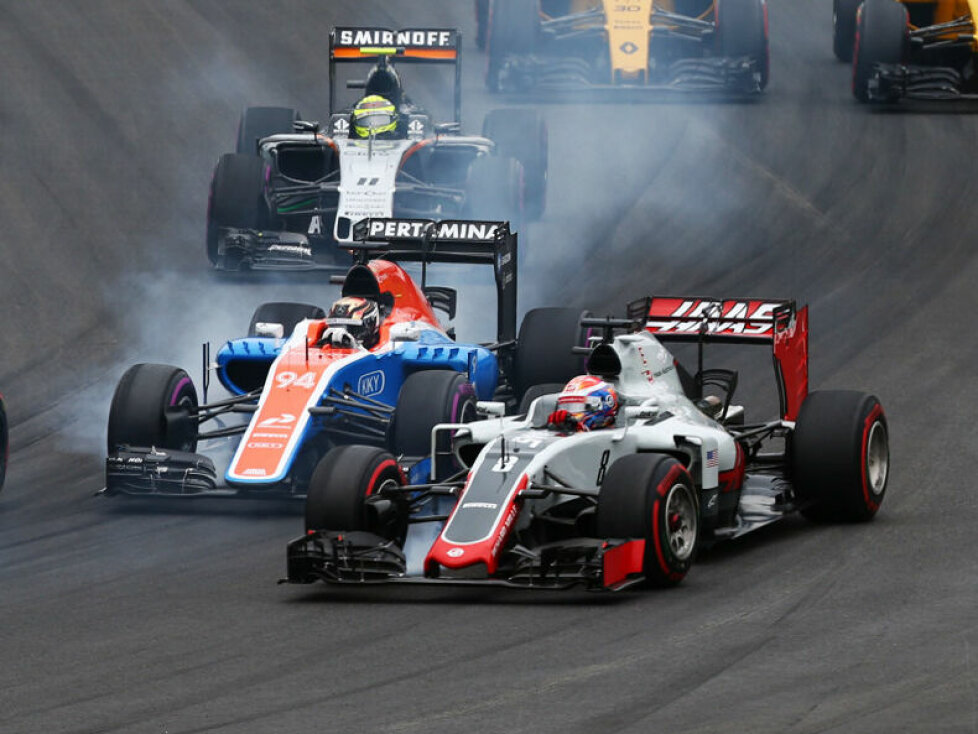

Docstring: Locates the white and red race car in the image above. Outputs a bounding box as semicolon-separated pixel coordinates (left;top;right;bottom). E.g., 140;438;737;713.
285;296;889;591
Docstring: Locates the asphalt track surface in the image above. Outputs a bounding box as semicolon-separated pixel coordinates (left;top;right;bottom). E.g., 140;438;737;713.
0;1;976;732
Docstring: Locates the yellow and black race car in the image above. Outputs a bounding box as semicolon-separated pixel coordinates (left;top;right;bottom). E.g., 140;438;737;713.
481;0;768;94
835;0;978;101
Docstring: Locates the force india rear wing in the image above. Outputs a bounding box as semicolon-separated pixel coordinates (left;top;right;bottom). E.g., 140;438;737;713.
329;27;462;124
634;296;809;421
352;217;517;345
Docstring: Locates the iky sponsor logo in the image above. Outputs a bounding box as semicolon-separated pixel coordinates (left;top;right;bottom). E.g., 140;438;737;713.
357;370;385;397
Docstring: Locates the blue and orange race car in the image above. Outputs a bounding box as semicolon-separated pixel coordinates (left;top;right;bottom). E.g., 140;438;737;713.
105;219;590;498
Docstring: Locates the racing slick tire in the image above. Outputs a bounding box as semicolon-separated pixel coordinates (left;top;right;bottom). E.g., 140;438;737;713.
464;155;524;233
235;106;299;155
792;390;889;522
247;302;326;338
107;364;199;454
517;382;565;415
206;153;268;267
512;307;590;402
305;445;408;545
486;0;541;92
391;371;477;477
714;0;769;90
482;108;548;222
833;0;863;62
852;0;909;102
0;393;7;492
598;453;699;588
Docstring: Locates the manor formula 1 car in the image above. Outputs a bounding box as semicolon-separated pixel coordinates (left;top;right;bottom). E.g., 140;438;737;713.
286;296;889;591
206;27;547;271
106;219;591;498
836;0;978;100
483;0;768;94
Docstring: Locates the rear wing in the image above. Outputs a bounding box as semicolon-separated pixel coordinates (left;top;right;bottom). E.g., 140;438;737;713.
633;296;808;421
329;27;461;124
352;218;517;344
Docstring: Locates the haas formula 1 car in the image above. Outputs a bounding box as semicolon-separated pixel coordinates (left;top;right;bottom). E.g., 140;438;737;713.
482;0;768;94
106;219;591;498
836;0;978;100
206;27;547;270
286;297;889;591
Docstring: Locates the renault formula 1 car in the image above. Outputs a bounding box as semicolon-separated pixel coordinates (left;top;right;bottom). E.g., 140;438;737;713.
836;0;978;100
106;219;591;498
482;0;768;93
206;27;548;271
286;296;889;591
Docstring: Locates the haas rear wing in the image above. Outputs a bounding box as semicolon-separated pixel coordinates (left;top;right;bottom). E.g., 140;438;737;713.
329;27;461;123
353;218;517;344
636;297;808;421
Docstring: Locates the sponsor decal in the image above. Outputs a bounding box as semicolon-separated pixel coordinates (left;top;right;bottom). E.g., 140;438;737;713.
365;219;499;241
356;370;386;397
648;299;780;336
620;41;638;54
267;244;312;257
462;502;498;510
408;119;424;134
337;28;456;49
247;442;284;449
251;432;290;439
308;216;323;235
257;413;296;427
243;468;267;476
491;503;519;558
446;547;464;558
333;118;349;134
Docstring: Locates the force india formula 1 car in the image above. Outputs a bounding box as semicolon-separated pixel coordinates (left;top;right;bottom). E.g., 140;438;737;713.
482;0;769;93
835;0;978;100
286;297;890;591
106;219;592;498
206;27;547;271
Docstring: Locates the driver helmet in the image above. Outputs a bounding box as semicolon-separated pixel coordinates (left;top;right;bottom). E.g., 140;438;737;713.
556;376;620;431
351;95;398;139
325;296;381;348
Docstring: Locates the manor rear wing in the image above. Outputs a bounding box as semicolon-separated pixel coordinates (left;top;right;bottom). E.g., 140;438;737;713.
352;218;517;343
633;296;809;421
329;27;462;123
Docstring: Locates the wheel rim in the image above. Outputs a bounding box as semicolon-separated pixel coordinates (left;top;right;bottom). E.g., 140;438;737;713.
866;420;889;496
664;483;697;561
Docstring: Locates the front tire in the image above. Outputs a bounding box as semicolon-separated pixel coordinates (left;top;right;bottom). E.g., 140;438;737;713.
486;0;541;91
598;453;699;587
792;390;889;522
305;445;407;544
834;0;863;62
715;0;769;89
391;371;477;477
852;0;908;102
107;364;199;454
206;153;267;267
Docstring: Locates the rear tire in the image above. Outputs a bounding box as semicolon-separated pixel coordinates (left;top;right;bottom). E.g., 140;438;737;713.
465;155;524;232
236;106;299;155
206;153;267;267
834;0;863;62
305;445;407;544
483;108;548;221
391;371;477;477
852;0;908;102
715;0;769;89
517;382;565;415
512;307;590;401
107;364;199;454
487;0;541;91
792;390;889;522
247;302;325;338
598;453;699;587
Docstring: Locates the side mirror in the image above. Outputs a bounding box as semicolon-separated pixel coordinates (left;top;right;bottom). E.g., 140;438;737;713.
388;322;422;342
476;401;506;418
253;322;285;339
